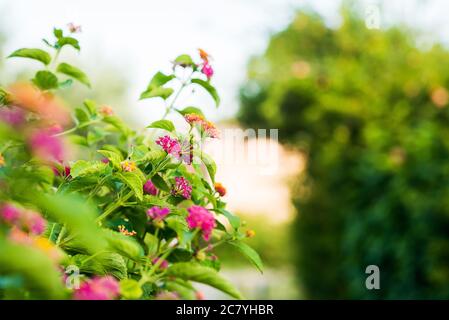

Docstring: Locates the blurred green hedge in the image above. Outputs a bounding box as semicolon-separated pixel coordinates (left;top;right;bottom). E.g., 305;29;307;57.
238;6;449;299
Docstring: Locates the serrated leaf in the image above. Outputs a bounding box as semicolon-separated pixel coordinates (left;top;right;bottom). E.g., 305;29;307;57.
98;149;123;168
229;241;263;274
167;262;243;299
176;106;205;117
117;171;144;201
72;252;127;280
70;160;106;178
32;70;58;90
191;78;220;107
103;229;144;261
56;62;90;87
147;119;175;132
8;48;51;65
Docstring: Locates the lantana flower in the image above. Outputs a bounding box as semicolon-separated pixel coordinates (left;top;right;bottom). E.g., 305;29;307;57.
184;114;220;139
29;131;65;162
152;257;169;270
201;63;214;80
121;160;136;172
118;225;137;236
99;105;114;116
147;206;170;221
186;205;216;241
214;182;226;197
156;135;181;158
143;180;158;195
74;276;120;300
172;176;192;199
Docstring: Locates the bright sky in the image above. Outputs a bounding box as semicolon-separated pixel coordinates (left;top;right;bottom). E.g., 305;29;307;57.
1;0;449;125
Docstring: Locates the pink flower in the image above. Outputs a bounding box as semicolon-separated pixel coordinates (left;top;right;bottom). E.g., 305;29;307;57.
0;106;25;127
143;180;158;196
147;206;170;221
152;257;169;270
172;176;192;199
22;210;47;235
52;165;71;177
0;203;21;223
186;205;216;241
74;276;120;300
101;158;110;164
156;135;181;158
45;123;63;135
201;63;214;80
29;131;65;162
67;23;82;33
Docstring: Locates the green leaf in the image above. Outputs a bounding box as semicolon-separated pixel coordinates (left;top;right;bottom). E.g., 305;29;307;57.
72;252;127;280
140;87;173;100
83;99;97;116
32;70;59;90
70;160;107;178
103;115;133;136
98;149;123;168
196;151;217;183
147;119;175;132
75;107;90;124
56;62;91;87
191;78;220;107
151;173;170;192
219;209;241;230
8;48;51;65
176;106;205;117
56;36;80;51
103;229;144;261
53;28;63;39
140;72;175;100
167;262;243;299
0;87;11;106
228;241;263;274
120;279;143;299
31;193;108;253
117;171;144;201
0;240;66;299
58;79;73;89
174;54;194;67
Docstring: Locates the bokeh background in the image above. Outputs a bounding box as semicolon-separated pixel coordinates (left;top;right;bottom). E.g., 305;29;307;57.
2;0;449;299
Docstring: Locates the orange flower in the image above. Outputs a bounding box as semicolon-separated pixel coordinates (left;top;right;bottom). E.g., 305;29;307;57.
8;83;71;126
0;153;5;167
100;105;114;116
198;48;211;63
246;230;256;238
118;225;137;236
214;182;226;197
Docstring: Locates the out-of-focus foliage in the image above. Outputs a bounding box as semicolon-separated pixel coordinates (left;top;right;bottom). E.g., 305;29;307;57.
239;5;449;299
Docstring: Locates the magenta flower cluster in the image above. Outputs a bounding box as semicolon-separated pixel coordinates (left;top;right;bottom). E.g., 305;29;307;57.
186;205;216;241
29;131;64;163
143;180;158;196
156;135;181;158
147;206;170;221
172;176;192;199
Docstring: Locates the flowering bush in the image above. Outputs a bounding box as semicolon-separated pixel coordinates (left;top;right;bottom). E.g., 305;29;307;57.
0;26;262;300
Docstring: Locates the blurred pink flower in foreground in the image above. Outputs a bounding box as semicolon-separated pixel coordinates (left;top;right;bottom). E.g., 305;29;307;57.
29;131;65;162
147;206;170;221
74;276;120;300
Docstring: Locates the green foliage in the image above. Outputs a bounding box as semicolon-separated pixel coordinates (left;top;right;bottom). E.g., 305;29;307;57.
0;26;256;300
238;6;449;299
